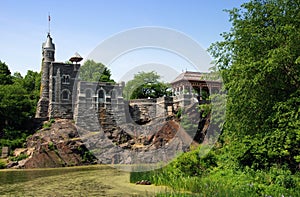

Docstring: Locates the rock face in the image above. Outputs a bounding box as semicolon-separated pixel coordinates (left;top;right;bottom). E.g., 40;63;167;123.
79;110;193;167
8;102;209;169
9;119;97;169
75;102;208;168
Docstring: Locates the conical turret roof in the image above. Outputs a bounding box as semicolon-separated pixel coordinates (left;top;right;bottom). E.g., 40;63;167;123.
43;33;55;50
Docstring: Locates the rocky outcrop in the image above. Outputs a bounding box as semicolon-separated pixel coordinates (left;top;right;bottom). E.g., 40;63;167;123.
7;102;209;169
79;113;193;167
8;119;97;169
75;102;207;168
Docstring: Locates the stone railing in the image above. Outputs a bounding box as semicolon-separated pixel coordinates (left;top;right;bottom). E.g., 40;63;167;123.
156;96;173;104
129;98;157;105
173;94;192;102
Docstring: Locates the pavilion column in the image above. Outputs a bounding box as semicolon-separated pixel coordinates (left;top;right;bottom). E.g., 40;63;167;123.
199;85;202;96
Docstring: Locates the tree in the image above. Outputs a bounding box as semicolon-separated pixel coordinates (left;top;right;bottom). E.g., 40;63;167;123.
209;0;300;170
123;71;171;99
0;67;40;149
0;61;13;85
79;60;115;83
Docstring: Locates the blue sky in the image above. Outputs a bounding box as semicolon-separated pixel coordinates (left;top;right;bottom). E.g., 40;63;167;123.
0;0;247;81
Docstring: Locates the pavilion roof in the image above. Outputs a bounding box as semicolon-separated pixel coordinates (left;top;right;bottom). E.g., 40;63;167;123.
171;71;206;84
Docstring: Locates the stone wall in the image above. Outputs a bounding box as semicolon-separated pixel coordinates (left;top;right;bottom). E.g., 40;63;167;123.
156;96;174;117
74;81;126;132
128;99;157;124
48;62;80;119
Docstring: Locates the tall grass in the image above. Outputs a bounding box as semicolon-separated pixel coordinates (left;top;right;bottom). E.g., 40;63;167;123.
131;168;300;196
130;146;300;197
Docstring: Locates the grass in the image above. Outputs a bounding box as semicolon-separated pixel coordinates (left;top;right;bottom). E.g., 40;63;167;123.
131;168;300;197
129;146;300;197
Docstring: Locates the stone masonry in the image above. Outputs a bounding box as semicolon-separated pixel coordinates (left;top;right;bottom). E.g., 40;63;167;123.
35;32;221;133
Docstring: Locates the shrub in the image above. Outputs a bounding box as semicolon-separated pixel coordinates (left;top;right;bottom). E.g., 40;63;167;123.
9;153;28;162
43;118;55;129
175;107;182;119
48;141;55;151
0;160;6;169
82;150;95;163
169;147;217;177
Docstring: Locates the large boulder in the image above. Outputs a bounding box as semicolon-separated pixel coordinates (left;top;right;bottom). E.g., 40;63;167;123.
8;119;97;169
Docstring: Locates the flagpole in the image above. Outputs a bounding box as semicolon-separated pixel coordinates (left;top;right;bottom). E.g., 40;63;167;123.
48;13;51;34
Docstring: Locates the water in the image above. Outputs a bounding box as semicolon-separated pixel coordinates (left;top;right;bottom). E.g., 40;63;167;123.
0;165;166;196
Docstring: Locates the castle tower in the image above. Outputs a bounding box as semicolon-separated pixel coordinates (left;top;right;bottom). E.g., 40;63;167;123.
35;33;55;119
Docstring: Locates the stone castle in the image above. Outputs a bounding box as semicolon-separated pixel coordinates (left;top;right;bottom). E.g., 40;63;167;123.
35;33;222;123
34;32;222;166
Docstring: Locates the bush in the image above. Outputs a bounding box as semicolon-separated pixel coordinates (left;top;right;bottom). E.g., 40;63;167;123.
175;107;182;119
168;146;217;177
0;137;26;150
48;141;55;151
9;153;28;162
130;146;218;189
43;118;55;129
82;150;95;163
0;160;6;169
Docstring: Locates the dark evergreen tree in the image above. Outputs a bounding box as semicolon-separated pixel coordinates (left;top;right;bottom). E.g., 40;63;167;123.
0;61;13;85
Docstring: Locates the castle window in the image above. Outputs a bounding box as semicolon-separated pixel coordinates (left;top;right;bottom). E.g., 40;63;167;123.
62;75;70;84
98;89;105;103
62;89;70;100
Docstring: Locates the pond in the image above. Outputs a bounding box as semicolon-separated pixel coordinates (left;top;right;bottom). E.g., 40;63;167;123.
0;165;167;196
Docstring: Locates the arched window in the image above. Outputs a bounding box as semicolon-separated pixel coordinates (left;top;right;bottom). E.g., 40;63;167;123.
98;89;105;103
62;89;70;100
62;75;70;84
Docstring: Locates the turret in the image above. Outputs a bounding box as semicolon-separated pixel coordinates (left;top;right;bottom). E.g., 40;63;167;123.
43;33;55;62
36;33;55;119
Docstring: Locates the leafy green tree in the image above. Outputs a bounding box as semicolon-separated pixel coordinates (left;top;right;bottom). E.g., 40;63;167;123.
209;0;300;170
0;67;40;149
0;84;30;129
123;71;171;99
79;60;115;83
